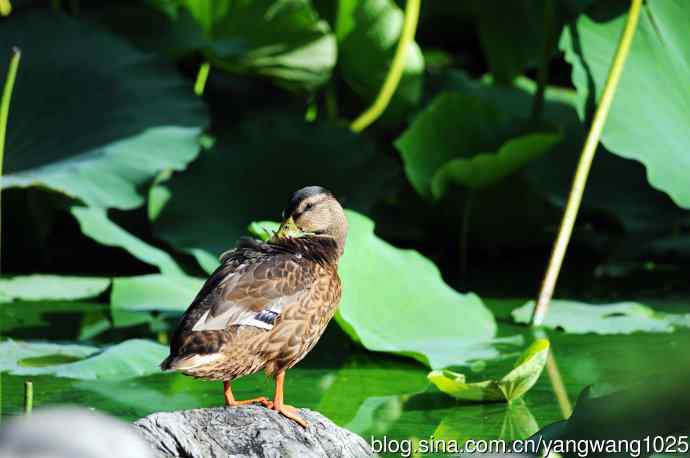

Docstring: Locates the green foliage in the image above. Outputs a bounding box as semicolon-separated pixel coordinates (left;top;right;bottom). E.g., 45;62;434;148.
531;365;690;448
151;113;394;273
513;300;690;334
561;0;690;208
0;275;109;303
206;0;337;90
395;92;510;198
431;132;561;198
71;207;184;275
0;339;168;380
2;0;690;438
428;339;549;402
0;11;207;209
111;274;204;313
0;340;98;375
337;0;424;122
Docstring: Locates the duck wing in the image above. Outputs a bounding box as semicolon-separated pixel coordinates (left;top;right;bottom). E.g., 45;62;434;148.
188;250;316;333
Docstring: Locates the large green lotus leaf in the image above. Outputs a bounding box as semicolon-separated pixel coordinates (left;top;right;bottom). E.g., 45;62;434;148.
430;132;561;198
0;339;167;380
151;113;394;272
560;0;690;208
395;92;516;197
70;206;183;276
111;274;204;313
207;0;336;90
428;339;549;402
336;211;496;369
512;300;690;334
0;340;98;375
0;10;207;209
0;275;110;303
336;0;424;123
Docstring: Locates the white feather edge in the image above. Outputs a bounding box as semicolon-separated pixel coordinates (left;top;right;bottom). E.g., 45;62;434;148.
191;309;276;331
172;353;224;370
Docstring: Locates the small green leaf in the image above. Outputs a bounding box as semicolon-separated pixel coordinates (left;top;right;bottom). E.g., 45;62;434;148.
431;132;561;198
498;339;550;401
428;339;549;403
0;275;110;303
247;221;281;242
512;300;690;334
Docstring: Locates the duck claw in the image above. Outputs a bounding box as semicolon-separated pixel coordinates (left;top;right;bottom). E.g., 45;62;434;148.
272;403;308;428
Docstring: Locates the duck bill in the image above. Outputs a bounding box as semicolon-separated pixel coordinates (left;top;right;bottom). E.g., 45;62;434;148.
276;216;301;238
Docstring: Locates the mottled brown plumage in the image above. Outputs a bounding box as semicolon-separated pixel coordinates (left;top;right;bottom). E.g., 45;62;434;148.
161;186;347;427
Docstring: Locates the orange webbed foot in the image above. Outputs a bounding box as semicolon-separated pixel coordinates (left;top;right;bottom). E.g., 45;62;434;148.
271;402;308;428
225;396;273;408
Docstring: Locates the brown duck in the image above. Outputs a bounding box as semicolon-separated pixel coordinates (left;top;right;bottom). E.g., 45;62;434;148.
161;186;347;427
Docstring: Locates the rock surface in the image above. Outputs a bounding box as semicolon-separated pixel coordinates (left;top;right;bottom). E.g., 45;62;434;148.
134;405;375;458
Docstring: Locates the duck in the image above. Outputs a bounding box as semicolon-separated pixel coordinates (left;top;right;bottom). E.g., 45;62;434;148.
161;186;348;428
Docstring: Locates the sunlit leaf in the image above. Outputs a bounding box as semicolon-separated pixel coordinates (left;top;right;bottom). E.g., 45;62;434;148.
111;274;204;313
0;340;98;375
337;211;496;368
0;275;110;303
560;0;690;208
0;10;207;209
512;300;690;334
428;339;549;402
0;339;168;380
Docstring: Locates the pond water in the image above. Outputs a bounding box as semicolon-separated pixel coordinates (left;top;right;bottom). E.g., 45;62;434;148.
2;297;690;455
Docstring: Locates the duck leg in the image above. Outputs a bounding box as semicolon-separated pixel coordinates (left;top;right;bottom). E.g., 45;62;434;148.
224;381;272;407
270;371;308;428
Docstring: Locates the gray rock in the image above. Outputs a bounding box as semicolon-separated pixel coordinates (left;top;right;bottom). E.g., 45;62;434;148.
134;406;375;458
0;406;154;458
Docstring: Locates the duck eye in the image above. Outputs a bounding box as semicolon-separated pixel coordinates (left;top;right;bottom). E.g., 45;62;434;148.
305;202;314;211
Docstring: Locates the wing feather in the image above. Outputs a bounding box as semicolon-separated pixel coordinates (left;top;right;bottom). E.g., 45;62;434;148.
190;257;313;332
